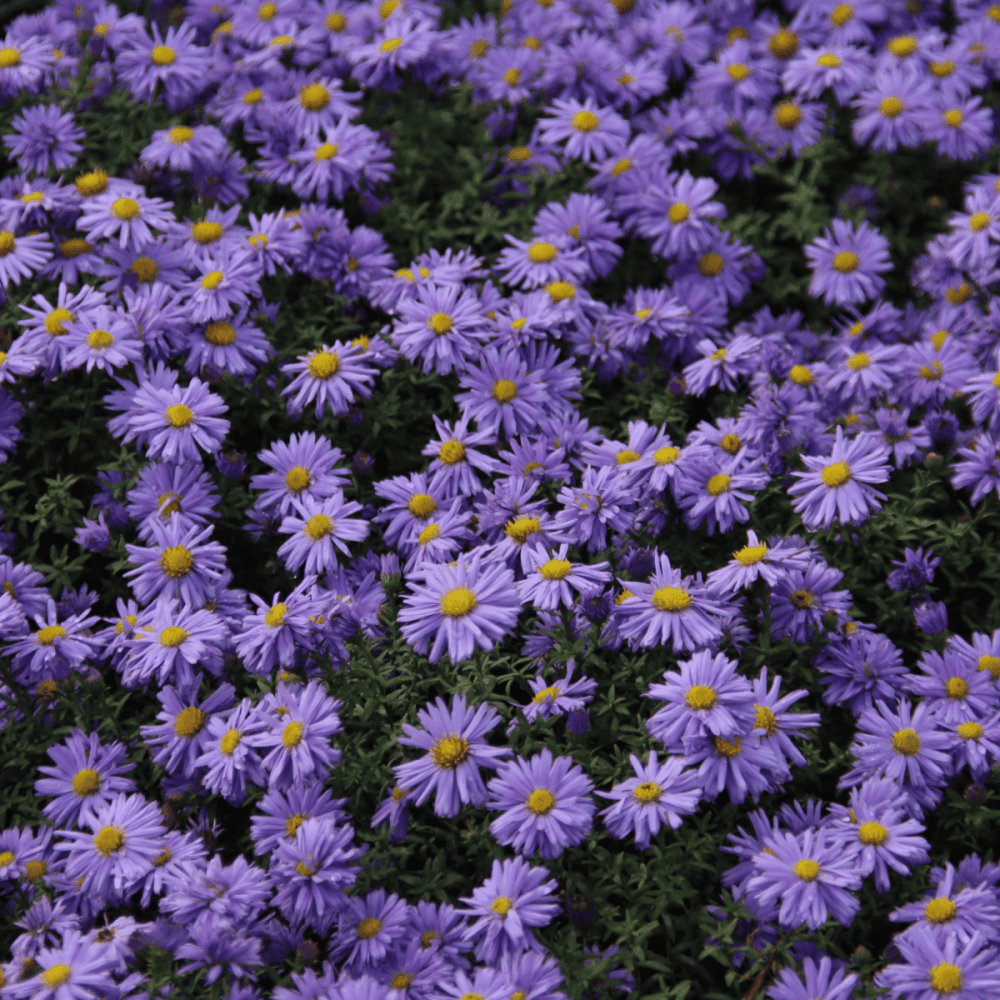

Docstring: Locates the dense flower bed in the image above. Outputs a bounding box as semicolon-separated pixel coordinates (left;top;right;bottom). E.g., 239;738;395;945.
2;0;1000;998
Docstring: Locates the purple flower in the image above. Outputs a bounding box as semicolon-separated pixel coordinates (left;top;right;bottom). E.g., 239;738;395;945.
194;698;269;804
2;930;119;1000
552;465;636;554
34;730;136;829
459;857;559;965
127;460;220;543
280;341;378;421
747;828;863;931
421;414;498;496
455;347;548;440
123;519;227;608
788;427;890;530
597;751;702;849
74;512;112;554
252;431;349;517
615;552;725;653
511;661;598;732
331;890;410;973
752;667;821;777
805;219;893;306
875;929;1000;1000
175;914;263;985
887;546;940;591
276;492;370;577
397;551;521;665
232;577;324;676
535;98;630;163
56;792;166;900
3;104;84;174
76;187;175;251
394;694;511;818
114;22;206;111
851;68;935;152
891;867;1000;942
140;123;228;173
0;229;52;289
3;598;99;685
682;729;775;805
815;632;910;717
766;956;858;1000
182;245;263;324
517;545;610;612
913;598;948;635
487;748;595;860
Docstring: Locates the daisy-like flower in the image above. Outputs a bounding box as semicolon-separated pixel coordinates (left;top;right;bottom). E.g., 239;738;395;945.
181;244;263;324
258;680;343;790
767;956;858;1000
892;863;1000;942
3;598;99;684
271;818;364;935
56;792;166;899
552;464;636;554
674;449;770;536
770;561;852;644
706;531;809;592
114;22;206;110
232;577;324;676
402;500;471;575
517;544;610;612
875;929;1000;1000
34;730;136;829
535;98;630;163
252;431;348;517
394;693;511;818
0;33;54;101
951;432;1000;507
61;306;143;374
127;460;220;543
421;414;498;496
788;427;891;530
139;680;237;779
347;17;436;90
120;376;230;463
492;234;590;291
511;661;598;733
459;857;559;965
616;551;725;653
280;341;378;420
597;751;703;850
851;67;935;152
644;648;756;750
139;123;228;173
781;44;872;104
398;551;521;665
2;930;119;1000
3;104;84;174
194;698;269;804
0;229;53;289
751;667;821;777
123;519;227;608
331;890;410;973
908;648;999;724
455;347;548;440
76;187;175;251
747;827;863;931
391;283;492;376
680;727;775;805
486;748;595;860
824;343;901;405
276;491;370;577
121;596;227;690
805;218;892;306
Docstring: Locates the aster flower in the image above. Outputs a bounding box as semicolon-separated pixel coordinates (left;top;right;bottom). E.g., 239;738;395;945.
486;748;595;860
56;792;165;899
276;492;369;577
616;552;725;653
0;229;53;289
280;341;377;420
175;913;263;985
2;930;119;1000
126;460;220;543
707;531;810;592
875;929;1000;999
597;751;703;850
347;17;436;90
517;545;610;612
459;857;559;965
747;828;863;931
681;728;775;805
851;68;935;152
908;648;998;724
252;431;349;517
492;234;590;291
61;307;143;374
120;376;229;463
805;219;893;306
34;730;136;829
948;712;1000;781
511;661;598;733
232;577;324;676
331;890;410;972
194;698;269;804
421;414;498;496
140;123;228;173
181;244;263;324
766;956;858;1000
114;22;206;110
788;427;891;530
4;598;99;684
394;694;511;818
397;551;521;665
552;465;636;554
124;520;227;608
951;432;1000;506
3;104;84;174
535;98;630;163
76;187;175;251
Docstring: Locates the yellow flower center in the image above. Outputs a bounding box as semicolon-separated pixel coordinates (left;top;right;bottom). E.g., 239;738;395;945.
243;87;264;104
833;251;859;272
191;220;224;244
790;589;814;609
0;47;22;67
439;439;466;465
706;473;731;496
169;126;194;144
526;788;555;814
699;252;724;276
918;361;944;380
821;461;851;487
880;96;904;118
258;0;276;18
160;626;187;647
380;37;403;52
507;145;531;162
285;466;311;494
943;109;964;128
220;729;242;754
131;256;158;282
774;101;802;130
305;514;333;540
87;329;114;350
978;654;1000;679
892;728;921;756
174;706;206;737
418;524;440;545
793;859;820;881
75;170;109;196
469;38;488;57
357;917;382;939
527;241;558;263
532;685;560;704
408;493;437;518
817;52;842;67
286;813;308;836
391;974;413;990
668;203;689;223
734;542;768;565
431;734;470;768
151;44;176;65
546;281;575;301
37;625;66;645
41;966;72;988
490;896;514;916
612;158;632;175
111;197;140;220
652;586;691;612
24;860;47;881
769;28;797;58
282;721;305;748
160;545;193;578
727;62;750;81
946;281;972;303
755;705;778;735
94;826;125;856
503;67;521;86
300;83;330;110
957;721;983;740
205;321;236;346
945;676;969;699
924;897;957;924
930;58;955;77
492;379;517;403
72;769;101;796
830;3;852;25
969;211;991;232
45;308;74;336
654;446;679;465
572;110;599;131
440;587;476;617
0;850;14;867
685;685;716;710
166;403;194;428
307;350;340;378
888;35;916;56
632;781;661;804
59;238;92;258
929;963;962;994
714;736;742;758
539;558;572;580
857;820;888;846
426;311;454;335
